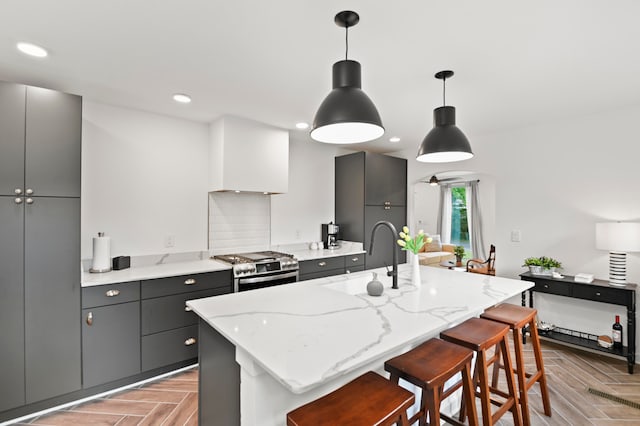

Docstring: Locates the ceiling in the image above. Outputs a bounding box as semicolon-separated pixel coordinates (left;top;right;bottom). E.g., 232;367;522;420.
2;1;640;154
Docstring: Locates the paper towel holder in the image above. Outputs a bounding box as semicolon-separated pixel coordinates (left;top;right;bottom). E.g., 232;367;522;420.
90;231;112;273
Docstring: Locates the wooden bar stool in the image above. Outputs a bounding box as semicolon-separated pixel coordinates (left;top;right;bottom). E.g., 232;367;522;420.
440;317;522;426
286;371;414;426
384;338;478;426
480;304;551;426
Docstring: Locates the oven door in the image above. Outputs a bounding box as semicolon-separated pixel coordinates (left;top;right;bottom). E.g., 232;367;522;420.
236;270;299;292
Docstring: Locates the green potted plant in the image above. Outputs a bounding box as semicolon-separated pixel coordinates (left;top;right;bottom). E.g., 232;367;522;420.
523;256;562;275
453;245;465;267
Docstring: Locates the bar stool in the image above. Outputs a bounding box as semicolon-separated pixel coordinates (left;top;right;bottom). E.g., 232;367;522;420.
440;317;522;426
384;338;478;426
286;371;414;426
480;304;551;426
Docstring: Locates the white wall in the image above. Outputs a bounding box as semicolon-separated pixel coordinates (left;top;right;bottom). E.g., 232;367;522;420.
270;134;351;245
81;101;210;258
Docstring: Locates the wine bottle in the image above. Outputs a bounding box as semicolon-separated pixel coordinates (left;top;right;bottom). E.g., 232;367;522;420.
612;315;623;350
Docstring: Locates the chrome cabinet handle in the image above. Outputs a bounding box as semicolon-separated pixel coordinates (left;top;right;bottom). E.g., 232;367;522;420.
184;305;193;312
184;278;196;285
14;188;22;195
346;270;351;274
318;261;327;267
595;292;601;296
384;206;390;210
544;284;549;289
105;289;120;297
351;257;359;262
14;197;23;204
25;198;34;204
26;188;34;195
384;201;391;206
184;337;197;346
86;312;93;326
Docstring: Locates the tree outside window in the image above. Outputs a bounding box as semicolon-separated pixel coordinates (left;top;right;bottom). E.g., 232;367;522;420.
450;186;470;250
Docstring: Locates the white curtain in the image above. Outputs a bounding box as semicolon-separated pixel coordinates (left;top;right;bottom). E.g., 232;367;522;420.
436;185;452;243
466;181;486;259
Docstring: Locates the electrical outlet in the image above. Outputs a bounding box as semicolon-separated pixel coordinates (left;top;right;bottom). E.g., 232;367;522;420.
164;235;175;248
295;230;301;240
511;230;521;242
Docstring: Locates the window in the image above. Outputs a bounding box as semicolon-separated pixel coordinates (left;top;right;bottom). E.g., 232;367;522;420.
449;186;470;250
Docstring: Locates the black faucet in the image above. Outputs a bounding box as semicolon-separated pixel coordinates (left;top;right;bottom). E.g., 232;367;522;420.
368;221;399;289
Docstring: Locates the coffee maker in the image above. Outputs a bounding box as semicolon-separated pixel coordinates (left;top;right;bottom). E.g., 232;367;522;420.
322;222;340;249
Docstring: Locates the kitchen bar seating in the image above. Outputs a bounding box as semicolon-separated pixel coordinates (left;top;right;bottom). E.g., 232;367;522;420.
440;317;522;426
384;338;478;426
286;371;415;426
480;304;551;426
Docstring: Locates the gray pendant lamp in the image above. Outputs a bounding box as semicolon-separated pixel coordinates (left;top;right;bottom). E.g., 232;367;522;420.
416;70;473;163
311;11;384;144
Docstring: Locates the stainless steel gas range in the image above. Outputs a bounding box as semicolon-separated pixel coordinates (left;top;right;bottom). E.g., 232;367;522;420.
213;251;299;292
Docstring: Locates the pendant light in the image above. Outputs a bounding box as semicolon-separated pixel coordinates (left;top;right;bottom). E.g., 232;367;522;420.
311;11;384;144
416;70;473;163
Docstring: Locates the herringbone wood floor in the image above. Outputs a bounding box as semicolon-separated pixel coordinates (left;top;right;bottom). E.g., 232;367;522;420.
12;339;640;425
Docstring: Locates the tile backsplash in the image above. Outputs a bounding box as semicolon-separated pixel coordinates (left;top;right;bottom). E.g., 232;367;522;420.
209;192;270;254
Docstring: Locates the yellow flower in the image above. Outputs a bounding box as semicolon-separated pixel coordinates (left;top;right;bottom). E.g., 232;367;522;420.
397;239;406;247
399;231;407;239
403;226;409;234
418;229;424;235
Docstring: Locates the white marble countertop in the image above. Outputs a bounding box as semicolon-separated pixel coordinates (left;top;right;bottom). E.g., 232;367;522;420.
277;241;366;261
187;264;533;394
82;257;231;287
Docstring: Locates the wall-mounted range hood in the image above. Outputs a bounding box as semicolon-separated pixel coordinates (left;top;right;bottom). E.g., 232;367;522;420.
209;115;289;194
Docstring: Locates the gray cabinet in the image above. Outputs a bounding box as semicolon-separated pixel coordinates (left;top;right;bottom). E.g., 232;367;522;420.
82;288;141;388
0;197;25;412
0;81;82;411
299;254;366;281
335;152;407;269
140;270;232;372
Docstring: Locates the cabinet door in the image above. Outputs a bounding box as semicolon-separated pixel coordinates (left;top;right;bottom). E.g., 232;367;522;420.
364;153;407;206
0;82;26;196
24;197;81;403
82;302;141;388
0;197;25;411
364;205;407;269
25;86;81;197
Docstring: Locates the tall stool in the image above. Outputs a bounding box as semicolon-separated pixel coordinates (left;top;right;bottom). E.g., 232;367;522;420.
480;304;551;426
286;371;414;426
440;317;522;426
385;338;478;426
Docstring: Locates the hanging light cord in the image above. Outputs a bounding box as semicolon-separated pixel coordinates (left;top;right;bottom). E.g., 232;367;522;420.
345;26;349;60
442;76;447;106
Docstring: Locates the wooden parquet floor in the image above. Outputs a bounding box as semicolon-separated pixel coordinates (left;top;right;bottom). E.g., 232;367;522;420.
11;339;640;425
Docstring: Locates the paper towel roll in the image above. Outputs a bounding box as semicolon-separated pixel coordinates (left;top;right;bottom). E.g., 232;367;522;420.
91;232;112;273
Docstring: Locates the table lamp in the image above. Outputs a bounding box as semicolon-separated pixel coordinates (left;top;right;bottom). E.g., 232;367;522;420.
595;222;640;285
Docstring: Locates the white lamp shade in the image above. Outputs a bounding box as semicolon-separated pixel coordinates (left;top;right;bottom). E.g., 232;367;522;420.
595;222;640;252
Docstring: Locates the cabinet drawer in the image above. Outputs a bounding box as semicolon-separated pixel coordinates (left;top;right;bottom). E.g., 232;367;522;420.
300;268;344;281
299;257;344;275
346;265;365;274
344;253;365;268
572;285;628;305
141;325;198;371
532;279;570;297
82;281;140;308
142;287;229;335
141;270;231;299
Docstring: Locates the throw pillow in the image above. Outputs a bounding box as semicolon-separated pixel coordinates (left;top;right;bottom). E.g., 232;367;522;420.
424;234;442;252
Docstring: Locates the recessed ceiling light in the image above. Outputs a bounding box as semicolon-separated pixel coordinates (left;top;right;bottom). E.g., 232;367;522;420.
17;42;48;58
295;122;309;130
389;136;401;143
172;93;192;104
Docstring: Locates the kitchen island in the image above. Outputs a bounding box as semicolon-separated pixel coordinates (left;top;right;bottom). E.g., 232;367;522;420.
187;264;533;425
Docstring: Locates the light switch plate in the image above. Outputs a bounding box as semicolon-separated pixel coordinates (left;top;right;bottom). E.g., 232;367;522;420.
511;230;521;242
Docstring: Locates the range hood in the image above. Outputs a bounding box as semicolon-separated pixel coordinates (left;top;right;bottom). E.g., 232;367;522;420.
209;115;289;194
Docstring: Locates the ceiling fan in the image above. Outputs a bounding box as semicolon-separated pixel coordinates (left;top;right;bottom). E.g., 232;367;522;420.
421;170;475;186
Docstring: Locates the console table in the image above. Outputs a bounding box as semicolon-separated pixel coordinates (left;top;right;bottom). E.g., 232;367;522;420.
520;272;636;374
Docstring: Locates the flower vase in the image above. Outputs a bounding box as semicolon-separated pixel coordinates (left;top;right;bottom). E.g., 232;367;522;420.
412;254;421;287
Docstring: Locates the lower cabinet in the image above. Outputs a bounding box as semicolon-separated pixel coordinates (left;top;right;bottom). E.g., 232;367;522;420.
299;253;366;281
141;325;199;371
82;301;141;388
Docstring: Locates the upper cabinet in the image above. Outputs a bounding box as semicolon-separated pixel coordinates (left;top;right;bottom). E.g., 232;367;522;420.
364;153;407;206
0;82;81;198
209;116;289;194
